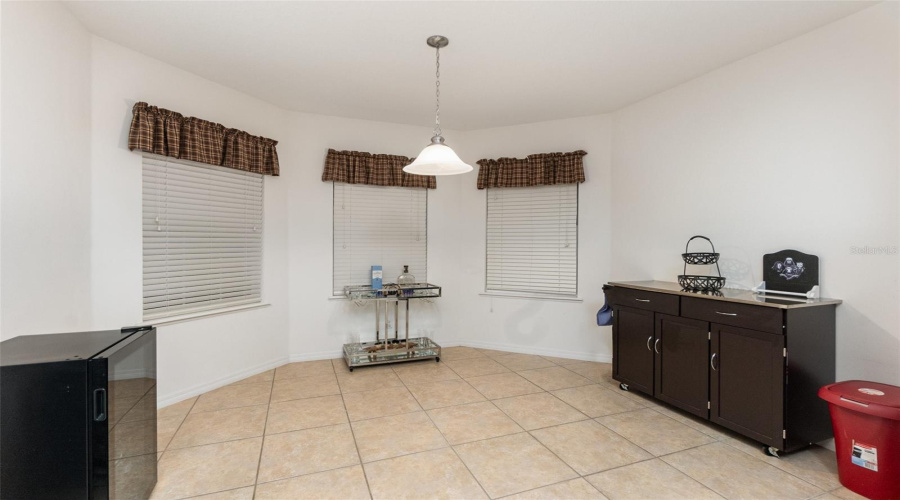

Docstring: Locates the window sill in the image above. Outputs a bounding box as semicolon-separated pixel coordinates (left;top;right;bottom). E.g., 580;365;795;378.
144;303;271;327
479;292;583;303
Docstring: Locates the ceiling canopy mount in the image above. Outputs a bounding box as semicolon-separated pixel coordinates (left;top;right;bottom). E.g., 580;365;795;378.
426;35;449;49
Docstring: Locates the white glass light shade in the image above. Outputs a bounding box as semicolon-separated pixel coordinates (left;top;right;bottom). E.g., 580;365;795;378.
404;143;473;176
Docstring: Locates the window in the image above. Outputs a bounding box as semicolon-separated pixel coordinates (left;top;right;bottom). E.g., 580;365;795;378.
142;155;263;319
486;184;578;296
333;183;426;295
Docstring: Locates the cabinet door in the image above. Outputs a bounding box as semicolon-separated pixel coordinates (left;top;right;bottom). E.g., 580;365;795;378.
655;315;709;418
710;324;785;447
612;305;655;394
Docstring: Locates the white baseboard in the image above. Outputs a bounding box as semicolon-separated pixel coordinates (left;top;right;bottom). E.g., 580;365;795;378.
287;349;343;363
156;356;289;408
459;340;612;363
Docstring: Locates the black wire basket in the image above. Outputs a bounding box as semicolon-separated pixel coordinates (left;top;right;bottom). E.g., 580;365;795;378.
681;235;720;265
678;235;726;291
678;275;726;291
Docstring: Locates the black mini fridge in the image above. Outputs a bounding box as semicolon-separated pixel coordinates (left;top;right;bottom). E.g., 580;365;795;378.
1;326;157;499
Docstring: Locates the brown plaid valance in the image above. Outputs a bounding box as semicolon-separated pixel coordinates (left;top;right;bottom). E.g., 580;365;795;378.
322;149;436;189
476;150;587;189
128;102;280;176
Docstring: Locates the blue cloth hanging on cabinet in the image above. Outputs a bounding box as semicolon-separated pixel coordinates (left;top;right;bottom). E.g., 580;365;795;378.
596;296;612;326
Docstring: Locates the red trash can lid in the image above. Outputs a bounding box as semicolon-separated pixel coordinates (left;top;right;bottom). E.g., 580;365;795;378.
818;380;900;420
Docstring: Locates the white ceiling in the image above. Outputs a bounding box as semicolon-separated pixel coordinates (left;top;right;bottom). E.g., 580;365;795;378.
66;1;875;130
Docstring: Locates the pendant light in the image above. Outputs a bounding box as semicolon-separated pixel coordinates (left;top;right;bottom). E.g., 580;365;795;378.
404;36;473;176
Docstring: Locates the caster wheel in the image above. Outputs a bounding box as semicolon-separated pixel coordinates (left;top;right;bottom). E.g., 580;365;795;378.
349;368;354;372
619;383;629;392
764;446;780;458
435;357;441;362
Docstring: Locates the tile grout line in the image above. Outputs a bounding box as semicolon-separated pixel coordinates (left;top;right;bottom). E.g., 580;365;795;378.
394;362;494;500
531;373;764;482
657;445;774;500
161;357;563;489
441;355;594;497
400;366;486;411
159;393;201;459
183;405;269;416
158;435;269;454
395;353;829;495
247;361;373;493
165;352;835;499
635;397;835;494
336;359;376;500
714;438;831;494
466;376;543;400
443;356;717;491
589;409;674;459
442;357;589;497
177;394;798;496
632;452;725;500
518;396;586;485
159;397;272;500
345;415;375;499
253;463;370;488
508;389;601;483
250;370;276;499
495;476;604;499
427;353;826;494
180;485;255;500
653;438;825;498
188;399;274;415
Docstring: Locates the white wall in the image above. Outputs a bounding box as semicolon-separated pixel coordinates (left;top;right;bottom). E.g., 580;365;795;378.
89;37;291;406
0;1;93;339
610;2;900;384
282;113;463;360
453;116;615;360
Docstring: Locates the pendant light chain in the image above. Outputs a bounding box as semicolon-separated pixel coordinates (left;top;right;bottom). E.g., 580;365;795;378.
434;46;441;138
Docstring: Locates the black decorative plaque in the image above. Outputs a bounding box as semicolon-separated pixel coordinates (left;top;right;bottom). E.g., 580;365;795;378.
763;249;819;294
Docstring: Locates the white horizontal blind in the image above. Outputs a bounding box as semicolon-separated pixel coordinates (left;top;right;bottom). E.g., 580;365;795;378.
142;156;263;319
333;183;427;295
486;184;578;296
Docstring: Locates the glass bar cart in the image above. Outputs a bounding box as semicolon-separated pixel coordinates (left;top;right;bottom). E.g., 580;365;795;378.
342;283;442;371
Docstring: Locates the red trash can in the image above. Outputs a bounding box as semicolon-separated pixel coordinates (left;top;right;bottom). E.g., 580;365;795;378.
818;380;900;500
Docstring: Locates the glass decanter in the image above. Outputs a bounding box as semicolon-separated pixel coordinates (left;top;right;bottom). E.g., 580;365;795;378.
397;265;416;286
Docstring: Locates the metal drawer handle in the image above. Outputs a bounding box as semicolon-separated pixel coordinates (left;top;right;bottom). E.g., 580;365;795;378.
710;353;718;371
635;298;651;303
647;336;653;351
716;311;737;316
654;338;660;354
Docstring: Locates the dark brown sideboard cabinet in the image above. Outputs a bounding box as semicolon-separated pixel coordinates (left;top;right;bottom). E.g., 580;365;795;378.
604;281;841;455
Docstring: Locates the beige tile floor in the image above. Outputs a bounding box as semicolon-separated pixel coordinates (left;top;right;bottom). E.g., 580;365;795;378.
151;346;859;500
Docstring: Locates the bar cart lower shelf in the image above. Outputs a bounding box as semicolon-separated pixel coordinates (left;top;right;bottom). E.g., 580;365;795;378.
343;337;442;371
342;282;442;371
